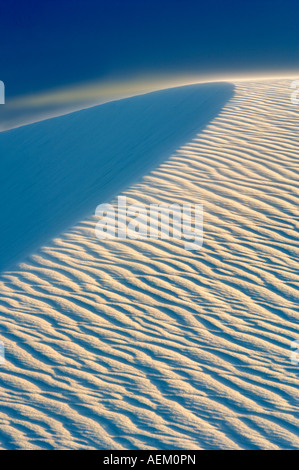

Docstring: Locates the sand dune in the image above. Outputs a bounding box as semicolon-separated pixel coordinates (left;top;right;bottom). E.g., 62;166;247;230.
0;79;298;449
0;82;233;271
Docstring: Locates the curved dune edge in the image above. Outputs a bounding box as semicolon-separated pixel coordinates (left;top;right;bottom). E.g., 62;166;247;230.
0;78;298;449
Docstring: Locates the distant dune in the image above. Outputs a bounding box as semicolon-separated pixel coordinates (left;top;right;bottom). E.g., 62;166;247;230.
0;78;298;449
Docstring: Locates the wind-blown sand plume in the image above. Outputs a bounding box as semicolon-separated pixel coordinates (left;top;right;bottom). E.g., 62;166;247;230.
0;79;298;449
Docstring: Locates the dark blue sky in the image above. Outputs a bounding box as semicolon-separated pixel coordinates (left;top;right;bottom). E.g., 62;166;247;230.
0;0;298;99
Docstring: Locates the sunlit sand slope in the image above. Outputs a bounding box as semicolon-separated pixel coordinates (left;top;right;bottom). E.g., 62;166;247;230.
0;79;298;449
